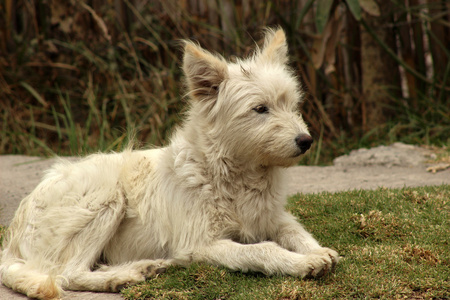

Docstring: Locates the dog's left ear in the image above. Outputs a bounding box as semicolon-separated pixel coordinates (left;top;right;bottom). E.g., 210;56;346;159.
258;28;289;65
183;41;228;102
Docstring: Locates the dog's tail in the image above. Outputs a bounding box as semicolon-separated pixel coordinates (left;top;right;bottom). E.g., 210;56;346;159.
1;261;62;300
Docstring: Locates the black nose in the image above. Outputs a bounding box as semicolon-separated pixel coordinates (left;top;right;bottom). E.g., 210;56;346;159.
295;134;313;153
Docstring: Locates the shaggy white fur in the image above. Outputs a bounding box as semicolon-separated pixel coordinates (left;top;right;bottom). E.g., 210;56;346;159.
0;28;339;299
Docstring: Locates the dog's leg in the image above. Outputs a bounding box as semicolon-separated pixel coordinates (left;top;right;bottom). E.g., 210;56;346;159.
41;186;171;292
53;198;171;292
1;194;129;298
0;262;62;300
28;182;147;295
272;213;340;268
62;259;171;292
1;184;131;299
193;239;335;278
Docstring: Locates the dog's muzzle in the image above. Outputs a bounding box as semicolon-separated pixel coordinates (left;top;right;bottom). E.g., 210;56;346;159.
295;134;313;154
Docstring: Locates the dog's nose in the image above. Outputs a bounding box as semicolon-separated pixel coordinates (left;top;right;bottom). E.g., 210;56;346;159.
295;134;313;153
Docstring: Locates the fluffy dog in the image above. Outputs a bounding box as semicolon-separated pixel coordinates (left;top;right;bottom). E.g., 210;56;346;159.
0;28;339;299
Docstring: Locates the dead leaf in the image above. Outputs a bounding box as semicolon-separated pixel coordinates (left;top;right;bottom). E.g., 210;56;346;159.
426;163;450;173
78;1;111;42
44;40;58;54
359;0;380;17
312;6;345;70
50;1;74;33
324;7;345;70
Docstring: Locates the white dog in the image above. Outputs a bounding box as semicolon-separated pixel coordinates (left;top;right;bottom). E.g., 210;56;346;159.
0;28;339;299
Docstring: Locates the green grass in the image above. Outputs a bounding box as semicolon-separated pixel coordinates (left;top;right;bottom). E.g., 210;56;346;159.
0;186;448;298
121;185;450;300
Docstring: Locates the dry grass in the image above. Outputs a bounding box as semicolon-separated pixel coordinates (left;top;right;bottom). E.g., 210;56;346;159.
1;1;449;163
351;210;406;240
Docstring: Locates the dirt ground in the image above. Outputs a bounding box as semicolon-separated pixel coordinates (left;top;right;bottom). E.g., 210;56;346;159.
0;142;449;299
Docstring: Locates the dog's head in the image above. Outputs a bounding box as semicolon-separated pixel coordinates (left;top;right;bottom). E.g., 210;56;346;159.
182;28;312;167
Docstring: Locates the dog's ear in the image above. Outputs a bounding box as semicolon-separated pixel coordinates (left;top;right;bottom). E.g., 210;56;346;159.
183;41;228;102
258;28;289;65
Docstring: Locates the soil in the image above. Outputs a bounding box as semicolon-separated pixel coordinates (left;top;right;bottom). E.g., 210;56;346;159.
0;142;449;299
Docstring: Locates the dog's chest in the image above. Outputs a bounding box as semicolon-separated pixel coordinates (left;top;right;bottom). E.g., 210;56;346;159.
210;181;281;244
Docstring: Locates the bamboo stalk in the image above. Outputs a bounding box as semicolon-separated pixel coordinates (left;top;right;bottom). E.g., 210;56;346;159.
361;18;441;86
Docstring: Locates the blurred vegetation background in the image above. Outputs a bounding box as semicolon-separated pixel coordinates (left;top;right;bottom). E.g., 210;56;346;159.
0;0;449;164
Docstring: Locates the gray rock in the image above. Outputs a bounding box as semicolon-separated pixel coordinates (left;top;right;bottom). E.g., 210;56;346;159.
333;142;435;168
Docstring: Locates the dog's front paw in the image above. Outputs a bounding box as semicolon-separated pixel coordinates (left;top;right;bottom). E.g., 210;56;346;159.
296;248;340;278
309;247;340;269
136;259;171;279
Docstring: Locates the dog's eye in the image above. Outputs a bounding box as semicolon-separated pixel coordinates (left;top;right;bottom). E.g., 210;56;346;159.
253;105;268;114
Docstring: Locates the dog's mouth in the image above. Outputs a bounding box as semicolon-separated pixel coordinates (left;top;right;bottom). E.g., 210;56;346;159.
293;146;313;157
292;150;305;157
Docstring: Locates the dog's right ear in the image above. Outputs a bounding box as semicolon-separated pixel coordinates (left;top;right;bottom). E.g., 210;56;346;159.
183;41;228;102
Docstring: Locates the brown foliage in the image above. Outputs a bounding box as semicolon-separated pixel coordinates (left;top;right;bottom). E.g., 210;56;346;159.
0;0;449;157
